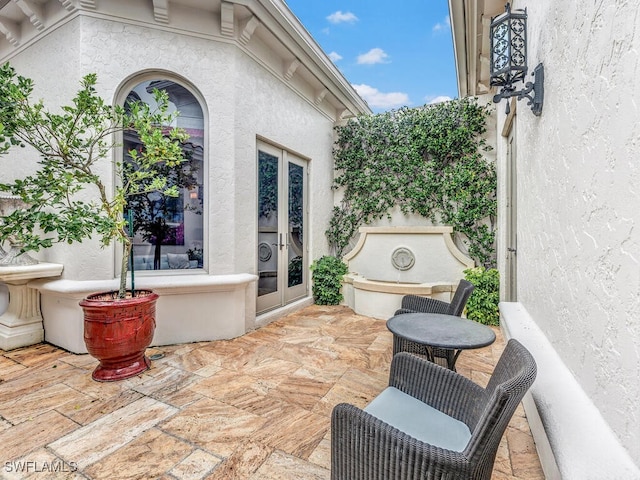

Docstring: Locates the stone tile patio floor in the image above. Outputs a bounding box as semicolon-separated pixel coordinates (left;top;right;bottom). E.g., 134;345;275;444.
0;305;544;479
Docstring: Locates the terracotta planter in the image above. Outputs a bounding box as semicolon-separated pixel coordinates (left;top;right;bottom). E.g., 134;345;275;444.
80;290;158;382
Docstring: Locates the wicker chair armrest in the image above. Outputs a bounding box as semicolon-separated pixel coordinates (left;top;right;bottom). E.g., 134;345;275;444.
389;352;486;424
393;308;416;315
400;295;450;314
331;402;469;480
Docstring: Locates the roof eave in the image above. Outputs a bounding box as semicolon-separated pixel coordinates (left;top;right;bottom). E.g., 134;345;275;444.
246;0;372;116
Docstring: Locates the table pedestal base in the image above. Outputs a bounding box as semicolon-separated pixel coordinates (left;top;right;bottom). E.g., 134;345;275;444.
392;335;459;370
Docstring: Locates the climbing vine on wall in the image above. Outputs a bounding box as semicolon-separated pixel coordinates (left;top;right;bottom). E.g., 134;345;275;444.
328;97;496;268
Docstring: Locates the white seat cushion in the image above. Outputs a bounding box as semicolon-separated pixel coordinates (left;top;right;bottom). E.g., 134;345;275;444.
364;387;471;451
167;253;190;269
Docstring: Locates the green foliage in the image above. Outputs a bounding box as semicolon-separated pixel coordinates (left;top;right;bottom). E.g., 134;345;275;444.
0;63;188;297
328;98;496;267
187;247;203;267
258;152;279;218
464;266;500;325
258;153;304;229
310;255;348;305
288;256;303;287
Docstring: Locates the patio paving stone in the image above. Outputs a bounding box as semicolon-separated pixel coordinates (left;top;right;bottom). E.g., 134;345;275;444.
204;441;272;479
83;428;197;480
49;397;178;469
0;304;544;479
169;448;222;480
247;450;329;480
0;410;78;462
3;448;82;480
55;390;145;426
160;397;267;458
0;382;89;424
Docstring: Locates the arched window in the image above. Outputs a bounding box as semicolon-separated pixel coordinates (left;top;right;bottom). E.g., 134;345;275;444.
122;78;205;272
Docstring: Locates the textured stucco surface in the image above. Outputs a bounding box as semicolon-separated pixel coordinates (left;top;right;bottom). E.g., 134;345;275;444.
232;53;337;274
0;4;352;348
500;0;640;465
3;13;337;283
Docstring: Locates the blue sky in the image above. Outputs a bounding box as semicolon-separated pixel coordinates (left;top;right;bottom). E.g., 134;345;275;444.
283;0;458;113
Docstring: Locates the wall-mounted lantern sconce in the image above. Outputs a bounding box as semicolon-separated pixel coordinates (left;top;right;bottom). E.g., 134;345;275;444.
490;3;544;116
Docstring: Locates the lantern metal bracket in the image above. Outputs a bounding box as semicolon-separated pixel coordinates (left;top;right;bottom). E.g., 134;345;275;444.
493;63;544;116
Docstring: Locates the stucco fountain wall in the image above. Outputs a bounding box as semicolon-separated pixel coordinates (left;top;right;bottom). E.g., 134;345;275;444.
342;226;474;319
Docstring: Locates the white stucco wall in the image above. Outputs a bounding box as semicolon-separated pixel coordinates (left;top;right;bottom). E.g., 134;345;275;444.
4;20;86;268
0;4;354;348
232;52;337;274
501;0;640;466
3;13;337;283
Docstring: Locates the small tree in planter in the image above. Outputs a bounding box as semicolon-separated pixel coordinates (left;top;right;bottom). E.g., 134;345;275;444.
0;63;189;380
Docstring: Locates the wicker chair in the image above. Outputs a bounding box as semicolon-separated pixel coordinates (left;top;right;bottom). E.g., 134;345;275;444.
395;279;475;317
331;339;537;480
393;279;475;369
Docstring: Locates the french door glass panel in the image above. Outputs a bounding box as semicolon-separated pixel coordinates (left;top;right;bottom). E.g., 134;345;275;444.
257;150;279;298
287;162;304;288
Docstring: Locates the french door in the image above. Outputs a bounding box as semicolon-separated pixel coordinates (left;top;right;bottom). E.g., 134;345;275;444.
256;141;308;313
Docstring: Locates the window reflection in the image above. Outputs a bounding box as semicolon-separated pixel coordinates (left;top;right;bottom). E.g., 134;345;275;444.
124;80;204;271
257;151;279;296
288;162;304;287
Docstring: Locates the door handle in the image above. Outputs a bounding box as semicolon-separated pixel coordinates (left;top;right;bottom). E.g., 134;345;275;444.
507;247;517;253
270;234;286;250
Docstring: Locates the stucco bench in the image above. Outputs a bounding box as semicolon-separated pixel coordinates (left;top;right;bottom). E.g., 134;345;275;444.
499;302;640;480
29;273;257;354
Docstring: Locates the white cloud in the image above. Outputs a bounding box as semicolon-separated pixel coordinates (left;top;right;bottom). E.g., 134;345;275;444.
427;95;453;104
328;51;343;62
357;48;389;65
432;15;451;34
353;84;409;109
327;11;358;24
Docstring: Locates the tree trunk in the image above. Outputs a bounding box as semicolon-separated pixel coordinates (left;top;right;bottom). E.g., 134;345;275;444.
119;240;132;298
153;237;163;270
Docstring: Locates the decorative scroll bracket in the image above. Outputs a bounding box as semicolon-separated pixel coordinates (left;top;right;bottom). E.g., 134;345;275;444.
493;63;544;116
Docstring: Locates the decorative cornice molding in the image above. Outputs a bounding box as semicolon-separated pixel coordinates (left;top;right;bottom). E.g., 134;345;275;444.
0;19;20;46
14;0;45;31
314;88;327;105
220;1;234;37
58;0;75;12
283;58;299;81
238;15;259;46
152;0;169;24
0;0;371;119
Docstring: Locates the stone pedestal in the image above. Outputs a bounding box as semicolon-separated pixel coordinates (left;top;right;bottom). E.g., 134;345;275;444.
0;263;63;350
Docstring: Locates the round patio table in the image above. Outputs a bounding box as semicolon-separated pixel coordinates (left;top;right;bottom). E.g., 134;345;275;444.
386;312;496;371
